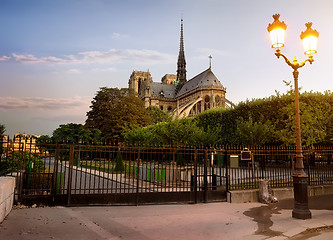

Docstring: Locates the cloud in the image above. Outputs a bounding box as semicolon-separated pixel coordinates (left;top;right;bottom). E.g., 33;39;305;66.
0;56;11;61
11;49;175;65
0;96;91;112
76;49;174;64
112;32;129;39
12;53;68;64
67;68;81;74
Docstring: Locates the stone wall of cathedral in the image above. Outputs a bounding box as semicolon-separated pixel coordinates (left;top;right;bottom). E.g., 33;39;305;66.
129;71;228;117
128;71;152;98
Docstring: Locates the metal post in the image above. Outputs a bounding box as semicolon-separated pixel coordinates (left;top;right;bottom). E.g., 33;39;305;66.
204;148;208;203
225;148;229;193
78;142;81;167
194;148;198;204
52;143;60;204
136;147;140;206
292;69;311;219
67;144;74;206
272;50;313;219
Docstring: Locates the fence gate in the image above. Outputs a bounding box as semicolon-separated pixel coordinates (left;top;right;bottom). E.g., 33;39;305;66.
1;141;227;206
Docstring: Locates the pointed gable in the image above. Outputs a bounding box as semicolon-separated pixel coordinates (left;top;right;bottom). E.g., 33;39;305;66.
176;68;224;97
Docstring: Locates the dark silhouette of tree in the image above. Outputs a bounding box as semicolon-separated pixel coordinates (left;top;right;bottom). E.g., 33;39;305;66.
85;87;152;141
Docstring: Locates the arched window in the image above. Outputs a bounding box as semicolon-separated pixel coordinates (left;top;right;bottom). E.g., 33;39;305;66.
168;106;172;111
215;96;221;107
204;95;210;110
197;101;202;113
160;106;164;111
138;78;142;93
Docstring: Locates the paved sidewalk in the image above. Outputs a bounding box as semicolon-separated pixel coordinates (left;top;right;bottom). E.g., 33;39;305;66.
0;195;332;240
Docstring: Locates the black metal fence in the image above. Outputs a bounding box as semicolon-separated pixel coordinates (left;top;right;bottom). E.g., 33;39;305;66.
1;138;332;205
225;145;333;190
0;139;227;205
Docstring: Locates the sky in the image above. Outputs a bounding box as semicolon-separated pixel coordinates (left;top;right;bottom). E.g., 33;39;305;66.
0;0;332;138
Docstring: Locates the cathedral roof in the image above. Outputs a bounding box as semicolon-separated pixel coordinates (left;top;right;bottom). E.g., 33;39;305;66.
176;68;224;97
150;82;176;99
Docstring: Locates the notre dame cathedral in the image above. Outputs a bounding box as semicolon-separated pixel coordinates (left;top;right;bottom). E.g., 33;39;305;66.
128;19;233;118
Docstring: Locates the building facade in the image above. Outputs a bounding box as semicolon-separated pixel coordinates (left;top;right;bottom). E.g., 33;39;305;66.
128;19;233;118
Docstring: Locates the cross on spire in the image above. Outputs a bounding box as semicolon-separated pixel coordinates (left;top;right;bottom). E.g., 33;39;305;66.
209;55;212;69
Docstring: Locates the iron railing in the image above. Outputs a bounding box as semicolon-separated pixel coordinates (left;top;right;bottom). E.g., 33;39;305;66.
0;139;227;205
224;145;333;190
1;138;332;205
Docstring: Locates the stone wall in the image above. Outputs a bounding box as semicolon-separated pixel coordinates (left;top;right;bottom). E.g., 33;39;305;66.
229;185;333;203
0;177;15;223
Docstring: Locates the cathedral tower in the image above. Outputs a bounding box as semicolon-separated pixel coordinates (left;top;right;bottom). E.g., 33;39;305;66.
175;18;187;94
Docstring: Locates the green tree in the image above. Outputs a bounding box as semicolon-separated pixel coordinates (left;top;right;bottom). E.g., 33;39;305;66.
85;87;152;141
275;92;329;146
124;118;218;147
36;135;52;154
195;108;239;145
0;123;5;139
114;151;124;172
52;123;102;143
236;115;275;145
0;124;5;157
0;152;45;174
122;125;154;144
194;90;333;146
146;106;172;124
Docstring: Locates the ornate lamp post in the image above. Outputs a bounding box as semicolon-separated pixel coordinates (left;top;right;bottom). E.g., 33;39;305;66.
267;14;319;219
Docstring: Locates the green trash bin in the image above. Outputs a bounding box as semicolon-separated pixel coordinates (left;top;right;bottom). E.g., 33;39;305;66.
146;167;152;181
155;168;166;181
56;173;64;194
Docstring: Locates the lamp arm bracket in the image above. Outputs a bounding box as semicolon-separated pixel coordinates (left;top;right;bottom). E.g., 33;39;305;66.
275;50;314;70
299;57;314;67
275;51;293;68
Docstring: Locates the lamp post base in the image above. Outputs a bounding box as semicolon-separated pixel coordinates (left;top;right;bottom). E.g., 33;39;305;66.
292;175;312;219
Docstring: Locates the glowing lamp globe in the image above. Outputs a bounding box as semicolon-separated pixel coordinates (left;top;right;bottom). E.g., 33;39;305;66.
300;22;319;56
267;14;287;50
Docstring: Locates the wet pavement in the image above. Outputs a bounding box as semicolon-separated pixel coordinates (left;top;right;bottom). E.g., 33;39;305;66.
244;205;283;238
245;194;333;239
0;194;332;240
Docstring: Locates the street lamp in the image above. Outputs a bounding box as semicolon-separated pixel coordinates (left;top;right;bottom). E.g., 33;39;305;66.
267;14;319;220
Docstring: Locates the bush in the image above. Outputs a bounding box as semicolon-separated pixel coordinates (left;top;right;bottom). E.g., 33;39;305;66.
0;152;45;173
114;151;124;173
176;153;185;166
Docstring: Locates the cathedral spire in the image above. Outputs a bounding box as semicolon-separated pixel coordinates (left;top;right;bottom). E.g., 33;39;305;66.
175;18;187;94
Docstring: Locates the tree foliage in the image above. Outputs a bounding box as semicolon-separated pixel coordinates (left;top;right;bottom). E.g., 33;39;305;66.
0;152;45;174
236;115;275;145
146;106;172;124
0;123;5;156
0;123;5;139
195;90;333;146
195;108;238;145
85;88;152;141
52;123;101;143
123;90;332;146
114;151;124;172
124;118;219;147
